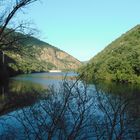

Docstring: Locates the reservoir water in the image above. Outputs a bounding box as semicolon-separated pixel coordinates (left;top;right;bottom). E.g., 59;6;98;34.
0;72;140;140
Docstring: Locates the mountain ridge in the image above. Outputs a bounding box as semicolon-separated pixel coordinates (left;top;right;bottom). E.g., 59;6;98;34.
0;31;82;75
79;25;140;84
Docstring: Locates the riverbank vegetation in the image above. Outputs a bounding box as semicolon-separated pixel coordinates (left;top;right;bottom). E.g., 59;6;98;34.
79;25;140;84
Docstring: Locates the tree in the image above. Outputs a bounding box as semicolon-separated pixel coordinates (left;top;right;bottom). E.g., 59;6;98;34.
0;0;38;81
0;0;38;51
0;78;139;140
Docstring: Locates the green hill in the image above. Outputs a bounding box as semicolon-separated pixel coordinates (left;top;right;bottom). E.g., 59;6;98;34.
79;25;140;84
0;30;82;77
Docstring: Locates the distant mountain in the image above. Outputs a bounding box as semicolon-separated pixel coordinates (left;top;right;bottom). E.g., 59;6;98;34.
81;61;88;64
79;25;140;83
2;32;82;75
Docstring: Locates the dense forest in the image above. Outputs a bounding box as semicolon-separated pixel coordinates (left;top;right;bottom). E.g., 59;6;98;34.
79;25;140;84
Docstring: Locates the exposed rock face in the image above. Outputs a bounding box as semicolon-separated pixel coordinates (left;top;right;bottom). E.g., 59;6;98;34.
38;47;81;70
5;34;82;73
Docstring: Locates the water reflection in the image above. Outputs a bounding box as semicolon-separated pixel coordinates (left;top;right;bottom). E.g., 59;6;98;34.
95;81;140;118
0;80;45;116
0;72;77;116
93;82;140;140
0;75;140;140
9;80;45;94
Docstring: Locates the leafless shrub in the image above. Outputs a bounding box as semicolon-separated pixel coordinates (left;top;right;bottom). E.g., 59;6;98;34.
0;0;39;52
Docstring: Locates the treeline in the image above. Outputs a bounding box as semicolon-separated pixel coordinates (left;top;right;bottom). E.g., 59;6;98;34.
5;44;56;74
79;25;140;84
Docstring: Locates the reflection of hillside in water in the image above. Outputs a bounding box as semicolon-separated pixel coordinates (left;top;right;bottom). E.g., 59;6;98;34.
0;80;46;115
9;80;44;93
94;81;140;118
0;79;140;139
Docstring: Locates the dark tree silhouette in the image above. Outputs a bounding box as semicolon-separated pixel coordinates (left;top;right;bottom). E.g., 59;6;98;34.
0;0;39;80
0;0;38;51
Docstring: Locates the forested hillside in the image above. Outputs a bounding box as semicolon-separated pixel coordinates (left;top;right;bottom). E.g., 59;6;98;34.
79;25;140;84
0;30;82;76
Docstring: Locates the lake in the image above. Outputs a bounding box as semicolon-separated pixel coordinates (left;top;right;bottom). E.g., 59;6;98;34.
0;72;140;140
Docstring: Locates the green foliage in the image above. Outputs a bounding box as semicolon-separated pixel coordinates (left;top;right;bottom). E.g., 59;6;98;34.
2;34;60;74
7;49;57;74
79;25;140;84
0;28;82;78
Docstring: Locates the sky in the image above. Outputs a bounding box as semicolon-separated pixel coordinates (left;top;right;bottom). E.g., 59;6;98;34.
17;0;140;61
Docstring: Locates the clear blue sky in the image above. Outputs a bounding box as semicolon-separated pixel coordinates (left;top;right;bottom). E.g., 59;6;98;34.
18;0;140;61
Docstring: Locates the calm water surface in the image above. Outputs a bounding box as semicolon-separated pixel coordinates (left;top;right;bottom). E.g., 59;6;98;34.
0;72;139;140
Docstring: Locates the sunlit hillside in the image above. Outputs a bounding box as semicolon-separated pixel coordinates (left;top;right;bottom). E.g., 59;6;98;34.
79;25;140;83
